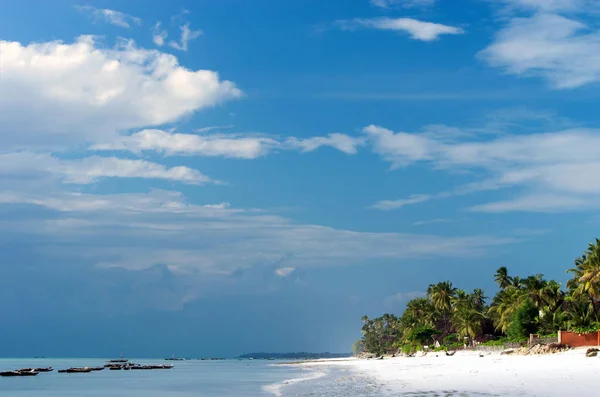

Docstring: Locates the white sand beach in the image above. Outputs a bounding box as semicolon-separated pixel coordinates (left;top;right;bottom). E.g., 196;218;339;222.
294;349;600;396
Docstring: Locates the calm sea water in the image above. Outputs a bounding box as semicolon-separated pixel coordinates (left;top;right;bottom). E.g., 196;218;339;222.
0;358;319;397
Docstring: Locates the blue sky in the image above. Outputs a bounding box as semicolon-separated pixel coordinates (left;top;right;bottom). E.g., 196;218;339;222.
1;0;600;357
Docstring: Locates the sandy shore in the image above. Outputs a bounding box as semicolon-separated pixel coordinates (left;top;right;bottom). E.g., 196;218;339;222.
292;349;600;396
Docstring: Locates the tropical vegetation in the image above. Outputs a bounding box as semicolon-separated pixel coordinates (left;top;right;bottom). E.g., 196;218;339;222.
357;238;600;356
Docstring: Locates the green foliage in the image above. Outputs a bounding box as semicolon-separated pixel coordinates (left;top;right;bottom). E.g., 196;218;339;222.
357;237;600;356
406;325;436;345
571;323;600;334
507;298;539;341
352;339;364;356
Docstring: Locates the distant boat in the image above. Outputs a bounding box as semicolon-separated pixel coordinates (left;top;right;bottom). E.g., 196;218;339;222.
1;370;39;377
18;367;53;373
165;353;185;361
107;351;129;363
58;367;92;373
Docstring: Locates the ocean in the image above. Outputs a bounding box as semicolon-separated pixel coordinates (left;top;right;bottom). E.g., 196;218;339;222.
0;358;339;397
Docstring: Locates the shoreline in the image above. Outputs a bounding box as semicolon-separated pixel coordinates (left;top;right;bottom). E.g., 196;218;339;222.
283;348;600;396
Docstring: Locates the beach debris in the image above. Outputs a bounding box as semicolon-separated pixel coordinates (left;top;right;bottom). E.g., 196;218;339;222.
585;348;599;357
500;349;515;355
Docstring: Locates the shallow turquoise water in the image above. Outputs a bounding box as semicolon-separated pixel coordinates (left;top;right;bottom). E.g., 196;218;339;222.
0;358;305;396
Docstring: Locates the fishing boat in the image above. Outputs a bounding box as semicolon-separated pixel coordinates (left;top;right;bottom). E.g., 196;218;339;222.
1;370;39;377
58;367;92;373
107;351;129;363
18;367;53;373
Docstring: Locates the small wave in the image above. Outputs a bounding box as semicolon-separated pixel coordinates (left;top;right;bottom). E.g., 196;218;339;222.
262;368;328;396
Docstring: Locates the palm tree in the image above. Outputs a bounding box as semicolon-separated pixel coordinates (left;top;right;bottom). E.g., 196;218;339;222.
494;266;513;290
427;281;457;334
522;274;547;308
427;281;457;312
567;239;600;321
452;290;485;345
488;286;525;333
471;288;487;311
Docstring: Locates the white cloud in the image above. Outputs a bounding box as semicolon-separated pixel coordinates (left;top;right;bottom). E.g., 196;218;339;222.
335;17;464;41
169;23;203;51
364;125;600;212
152;22;168;46
371;0;436;8
480;9;600;88
497;0;592;12
91;129;363;158
275;267;296;277
75;5;141;28
0;36;242;150
0;189;517;275
285;133;364;154
371;194;432;210
0;153;213;185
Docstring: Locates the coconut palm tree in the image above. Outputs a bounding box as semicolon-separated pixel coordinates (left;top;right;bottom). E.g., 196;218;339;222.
427;281;457;334
488;286;525;333
494;266;513;290
452;290;484;345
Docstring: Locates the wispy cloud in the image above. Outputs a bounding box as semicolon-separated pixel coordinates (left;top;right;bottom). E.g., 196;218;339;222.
0;153;215;185
384;291;426;309
75;5;141;28
151;22;168;46
335;17;464;41
169;23;203;51
413;218;452;226
90;129;364;159
481;3;600;88
371;0;436;9
371;194;432;210
364;124;600;212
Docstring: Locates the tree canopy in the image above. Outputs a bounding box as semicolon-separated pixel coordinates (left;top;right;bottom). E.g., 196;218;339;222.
357;238;600;355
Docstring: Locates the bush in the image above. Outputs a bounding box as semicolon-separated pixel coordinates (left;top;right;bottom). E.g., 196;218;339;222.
508;298;539;341
443;333;459;345
406;326;437;345
572;323;600;334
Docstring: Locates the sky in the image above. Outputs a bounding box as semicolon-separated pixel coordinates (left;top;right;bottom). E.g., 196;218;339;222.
1;0;600;358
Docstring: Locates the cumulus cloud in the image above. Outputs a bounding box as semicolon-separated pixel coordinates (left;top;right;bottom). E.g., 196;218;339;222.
169;23;203;51
364;124;600;212
0;36;242;149
0;153;214;185
481;3;600;88
75;5;141;28
91;129;363;158
335;17;464;41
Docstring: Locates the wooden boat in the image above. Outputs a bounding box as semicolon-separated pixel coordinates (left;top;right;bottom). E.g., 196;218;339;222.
89;367;104;371
58;367;92;373
18;367;53;373
1;370;39;377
